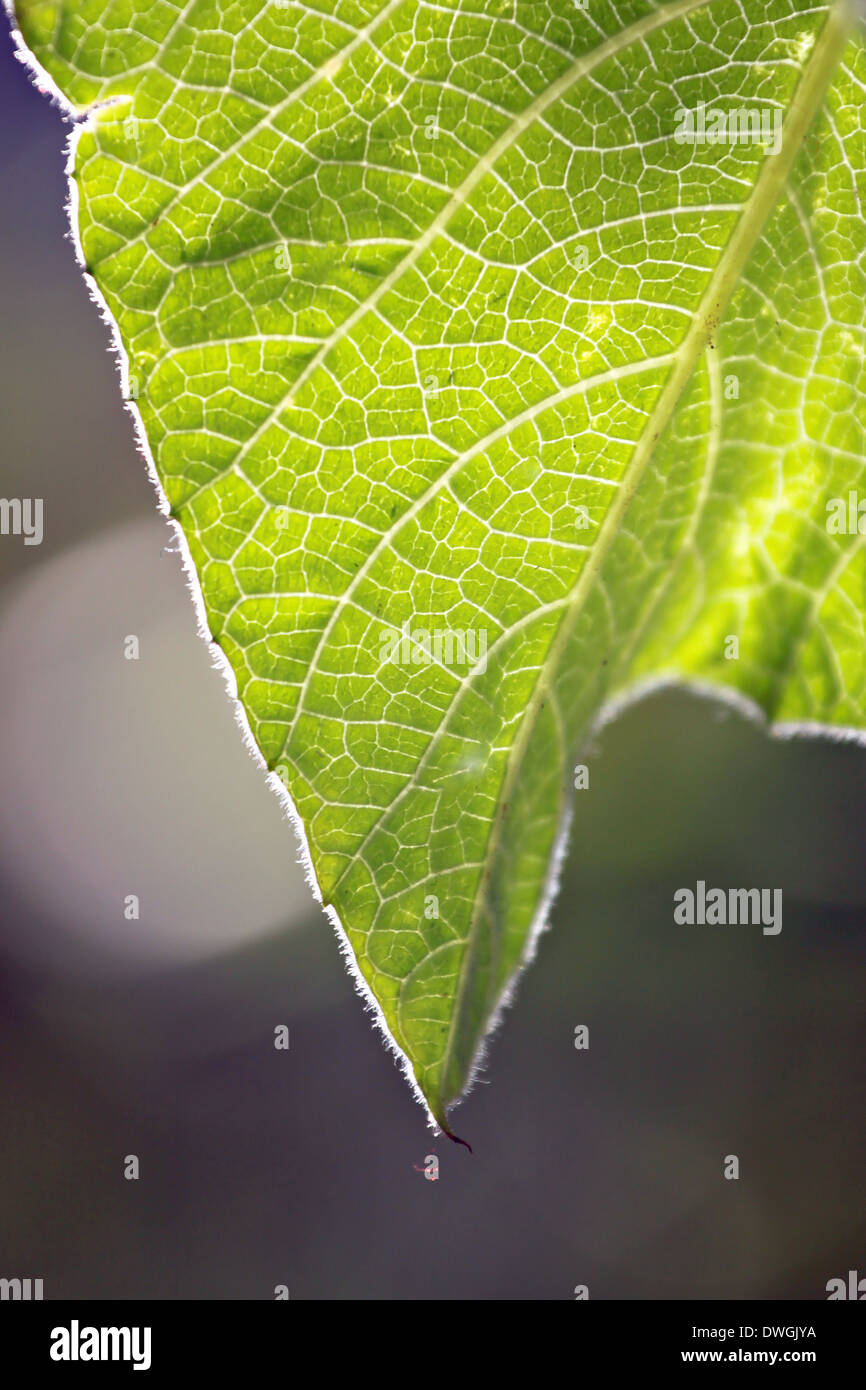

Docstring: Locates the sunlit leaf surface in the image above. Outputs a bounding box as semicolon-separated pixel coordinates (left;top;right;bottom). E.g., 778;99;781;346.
14;0;865;1130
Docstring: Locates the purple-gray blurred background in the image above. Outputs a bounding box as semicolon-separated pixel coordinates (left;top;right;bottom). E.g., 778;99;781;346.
1;20;864;1299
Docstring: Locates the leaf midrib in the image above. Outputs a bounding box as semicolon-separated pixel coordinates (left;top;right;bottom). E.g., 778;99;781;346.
222;0;719;494
320;351;677;901
435;0;855;1120
272;0;721;769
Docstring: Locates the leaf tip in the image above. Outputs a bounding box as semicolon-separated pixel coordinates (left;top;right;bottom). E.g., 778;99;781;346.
437;1117;473;1155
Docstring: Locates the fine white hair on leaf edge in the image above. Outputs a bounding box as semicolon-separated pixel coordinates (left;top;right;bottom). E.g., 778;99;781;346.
9;4;442;1133
444;668;866;1114
593;672;866;752
445;790;575;1117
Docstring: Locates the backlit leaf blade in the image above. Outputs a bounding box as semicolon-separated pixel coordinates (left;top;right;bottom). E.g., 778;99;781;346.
12;0;864;1132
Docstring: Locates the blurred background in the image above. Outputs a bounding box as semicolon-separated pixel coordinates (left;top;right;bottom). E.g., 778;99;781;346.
1;21;864;1300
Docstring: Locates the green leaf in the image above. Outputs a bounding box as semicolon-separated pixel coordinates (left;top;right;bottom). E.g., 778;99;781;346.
13;0;865;1135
